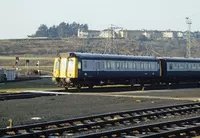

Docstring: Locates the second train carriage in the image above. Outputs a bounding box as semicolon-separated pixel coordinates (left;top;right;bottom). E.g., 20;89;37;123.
160;57;200;83
53;52;161;89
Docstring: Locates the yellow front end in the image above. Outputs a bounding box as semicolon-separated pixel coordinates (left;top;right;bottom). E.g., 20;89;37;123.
52;57;60;84
53;58;60;78
67;57;78;78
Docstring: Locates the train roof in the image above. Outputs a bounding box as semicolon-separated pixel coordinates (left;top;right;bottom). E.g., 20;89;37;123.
160;57;200;61
68;52;158;60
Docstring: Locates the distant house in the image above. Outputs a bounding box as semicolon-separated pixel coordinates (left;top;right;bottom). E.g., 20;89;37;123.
162;31;185;39
99;29;117;38
118;30;163;40
177;32;184;38
142;31;151;39
146;30;163;40
162;31;174;39
77;29;101;38
118;30;143;39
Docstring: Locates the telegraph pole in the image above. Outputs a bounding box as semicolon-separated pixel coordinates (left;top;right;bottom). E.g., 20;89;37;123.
104;24;123;54
186;17;192;58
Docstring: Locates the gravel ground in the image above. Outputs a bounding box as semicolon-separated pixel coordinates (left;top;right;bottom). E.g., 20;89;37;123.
119;89;200;98
0;94;190;128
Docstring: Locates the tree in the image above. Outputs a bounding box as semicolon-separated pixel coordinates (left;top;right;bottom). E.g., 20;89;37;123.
48;25;58;38
35;24;48;37
33;22;89;38
57;22;66;38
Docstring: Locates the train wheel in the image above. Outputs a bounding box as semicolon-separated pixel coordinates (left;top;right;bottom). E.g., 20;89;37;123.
76;85;82;90
140;82;144;90
88;84;94;89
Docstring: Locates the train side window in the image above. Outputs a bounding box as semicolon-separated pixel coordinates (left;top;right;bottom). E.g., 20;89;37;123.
174;63;177;69
111;61;115;70
149;63;151;70
104;61;107;69
115;62;117;70
140;62;144;70
120;62;124;70
180;63;184;69
124;62;128;69
132;62;135;70
108;61;111;69
136;62;140;70
128;62;132;70
169;64;173;70
107;61;110;69
144;62;148;71
143;62;146;70
101;61;104;70
193;63;197;70
96;62;100;70
83;61;87;69
116;62;120;69
150;62;154;70
185;63;188;69
78;61;81;69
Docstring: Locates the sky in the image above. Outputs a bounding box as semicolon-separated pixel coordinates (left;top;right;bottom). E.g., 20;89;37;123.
0;0;200;39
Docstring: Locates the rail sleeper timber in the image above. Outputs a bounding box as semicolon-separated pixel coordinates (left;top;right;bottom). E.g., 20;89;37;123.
77;116;200;138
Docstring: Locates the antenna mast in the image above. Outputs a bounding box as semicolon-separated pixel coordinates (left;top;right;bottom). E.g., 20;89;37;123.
186;17;192;58
104;24;123;54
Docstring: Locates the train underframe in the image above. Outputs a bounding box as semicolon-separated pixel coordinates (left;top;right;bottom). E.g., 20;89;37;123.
53;76;200;90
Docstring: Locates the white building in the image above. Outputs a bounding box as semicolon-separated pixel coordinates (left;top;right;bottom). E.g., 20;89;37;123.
163;31;174;39
99;29;117;38
77;29;101;38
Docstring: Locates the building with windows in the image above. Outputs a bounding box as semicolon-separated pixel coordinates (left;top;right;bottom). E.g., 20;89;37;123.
77;29;101;38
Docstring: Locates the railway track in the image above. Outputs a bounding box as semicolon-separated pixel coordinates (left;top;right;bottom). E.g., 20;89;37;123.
0;93;53;101
1;102;200;138
60;82;200;93
79;116;200;138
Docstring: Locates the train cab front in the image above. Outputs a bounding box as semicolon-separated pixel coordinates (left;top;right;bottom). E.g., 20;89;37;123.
52;57;61;84
64;57;79;88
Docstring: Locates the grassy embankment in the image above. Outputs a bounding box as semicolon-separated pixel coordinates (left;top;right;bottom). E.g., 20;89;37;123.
0;56;54;75
0;56;56;92
0;78;61;92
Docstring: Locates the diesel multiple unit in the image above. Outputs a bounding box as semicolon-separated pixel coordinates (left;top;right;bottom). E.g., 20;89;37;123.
52;52;200;89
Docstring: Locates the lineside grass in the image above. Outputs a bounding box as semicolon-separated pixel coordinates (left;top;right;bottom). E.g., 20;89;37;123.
0;56;54;60
0;78;61;93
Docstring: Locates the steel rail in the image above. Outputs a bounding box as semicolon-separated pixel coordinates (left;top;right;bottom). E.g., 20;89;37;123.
0;93;52;101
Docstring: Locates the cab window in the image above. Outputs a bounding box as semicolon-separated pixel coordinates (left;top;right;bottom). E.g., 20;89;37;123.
78;61;81;69
68;59;74;71
55;60;60;69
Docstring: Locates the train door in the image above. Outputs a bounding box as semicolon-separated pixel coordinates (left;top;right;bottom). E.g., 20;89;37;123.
96;60;100;77
60;58;68;78
67;57;78;78
159;59;166;77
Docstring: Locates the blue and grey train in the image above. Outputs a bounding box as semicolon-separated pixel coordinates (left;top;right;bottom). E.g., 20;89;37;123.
52;52;200;89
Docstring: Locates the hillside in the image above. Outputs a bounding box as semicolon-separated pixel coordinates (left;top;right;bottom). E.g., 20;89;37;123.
0;38;200;67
